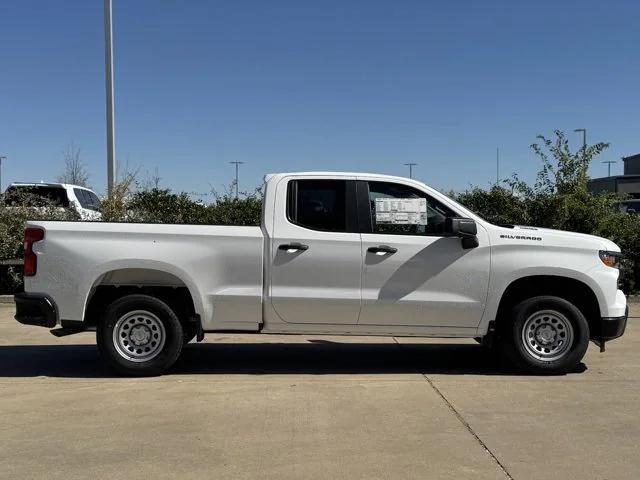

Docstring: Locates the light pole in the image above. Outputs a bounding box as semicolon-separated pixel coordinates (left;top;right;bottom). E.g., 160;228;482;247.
0;155;6;193
602;160;616;177
404;163;417;179
496;147;500;184
574;128;586;161
230;161;244;198
104;0;116;195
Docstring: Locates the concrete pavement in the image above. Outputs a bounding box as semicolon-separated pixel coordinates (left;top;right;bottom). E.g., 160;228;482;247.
0;304;638;479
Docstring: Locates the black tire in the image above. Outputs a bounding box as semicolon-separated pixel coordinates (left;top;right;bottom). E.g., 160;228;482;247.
501;295;589;374
97;294;184;376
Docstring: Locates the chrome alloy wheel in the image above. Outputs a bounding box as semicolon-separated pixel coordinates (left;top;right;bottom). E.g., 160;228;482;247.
521;309;574;362
112;310;166;362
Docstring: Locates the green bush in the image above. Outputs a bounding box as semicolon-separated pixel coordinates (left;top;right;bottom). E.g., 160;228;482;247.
0;193;78;293
205;188;263;226
100;181;263;226
124;187;262;226
127;189;209;224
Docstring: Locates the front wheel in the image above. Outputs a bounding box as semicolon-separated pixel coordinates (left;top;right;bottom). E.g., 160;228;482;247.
97;294;184;376
502;296;590;374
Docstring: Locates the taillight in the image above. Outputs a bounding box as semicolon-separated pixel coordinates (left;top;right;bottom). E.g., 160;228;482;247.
24;228;44;276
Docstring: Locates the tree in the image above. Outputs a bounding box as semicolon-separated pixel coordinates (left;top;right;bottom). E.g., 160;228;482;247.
57;142;90;187
530;130;609;195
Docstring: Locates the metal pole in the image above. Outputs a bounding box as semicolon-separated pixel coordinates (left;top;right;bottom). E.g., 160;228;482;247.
230;161;243;198
496;147;499;184
104;0;116;196
602;160;616;177
404;162;417;179
574;128;586;163
0;156;5;193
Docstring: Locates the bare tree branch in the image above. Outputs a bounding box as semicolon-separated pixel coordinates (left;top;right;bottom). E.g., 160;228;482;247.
57;142;90;187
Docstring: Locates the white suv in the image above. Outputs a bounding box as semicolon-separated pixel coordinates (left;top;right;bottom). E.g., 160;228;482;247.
3;182;102;220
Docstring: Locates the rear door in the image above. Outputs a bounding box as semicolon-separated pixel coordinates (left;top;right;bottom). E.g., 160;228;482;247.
269;177;362;324
357;179;490;328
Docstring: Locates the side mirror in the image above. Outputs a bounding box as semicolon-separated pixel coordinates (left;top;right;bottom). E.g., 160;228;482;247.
446;217;477;237
445;217;479;249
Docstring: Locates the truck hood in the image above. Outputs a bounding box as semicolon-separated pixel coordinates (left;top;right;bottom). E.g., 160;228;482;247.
491;225;620;252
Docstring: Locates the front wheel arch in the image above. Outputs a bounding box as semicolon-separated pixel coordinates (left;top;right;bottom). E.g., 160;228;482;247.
494;275;600;337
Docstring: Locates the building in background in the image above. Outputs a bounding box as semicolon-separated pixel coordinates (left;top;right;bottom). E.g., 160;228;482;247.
588;153;640;198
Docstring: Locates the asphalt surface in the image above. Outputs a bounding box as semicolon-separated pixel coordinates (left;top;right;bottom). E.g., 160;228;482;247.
1;303;638;479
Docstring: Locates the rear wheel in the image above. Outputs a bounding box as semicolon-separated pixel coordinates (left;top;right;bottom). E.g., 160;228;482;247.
502;296;589;374
97;294;184;376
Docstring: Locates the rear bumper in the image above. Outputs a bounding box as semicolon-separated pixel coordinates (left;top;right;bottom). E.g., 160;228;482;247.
14;292;58;328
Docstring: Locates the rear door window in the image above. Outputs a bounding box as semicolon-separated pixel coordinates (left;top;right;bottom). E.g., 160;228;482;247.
86;191;102;211
74;189;101;211
287;179;356;232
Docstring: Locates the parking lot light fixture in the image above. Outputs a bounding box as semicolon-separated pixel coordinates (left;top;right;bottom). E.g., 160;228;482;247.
0;155;6;193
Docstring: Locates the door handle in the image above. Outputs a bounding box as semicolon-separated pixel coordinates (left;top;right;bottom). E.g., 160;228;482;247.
278;242;309;252
367;245;397;255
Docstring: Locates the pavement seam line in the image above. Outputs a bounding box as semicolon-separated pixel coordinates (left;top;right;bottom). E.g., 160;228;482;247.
421;373;515;480
391;337;515;480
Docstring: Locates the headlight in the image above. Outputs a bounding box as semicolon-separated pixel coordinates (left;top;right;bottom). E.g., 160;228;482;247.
599;250;622;269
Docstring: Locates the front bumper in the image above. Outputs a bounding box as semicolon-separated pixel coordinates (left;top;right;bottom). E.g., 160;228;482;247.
590;306;628;351
14;292;58;328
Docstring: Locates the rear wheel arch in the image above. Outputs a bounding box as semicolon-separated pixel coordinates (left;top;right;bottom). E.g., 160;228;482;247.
495;275;600;337
82;268;200;333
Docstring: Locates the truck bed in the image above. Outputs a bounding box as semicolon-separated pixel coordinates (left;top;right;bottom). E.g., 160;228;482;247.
25;221;264;331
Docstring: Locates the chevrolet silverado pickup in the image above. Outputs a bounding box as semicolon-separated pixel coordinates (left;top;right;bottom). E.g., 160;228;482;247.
15;172;628;375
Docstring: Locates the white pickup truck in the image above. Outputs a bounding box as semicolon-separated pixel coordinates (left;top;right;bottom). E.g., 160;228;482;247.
15;172;628;376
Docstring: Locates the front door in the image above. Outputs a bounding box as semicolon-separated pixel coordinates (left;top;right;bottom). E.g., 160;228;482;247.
357;180;490;328
270;177;362;324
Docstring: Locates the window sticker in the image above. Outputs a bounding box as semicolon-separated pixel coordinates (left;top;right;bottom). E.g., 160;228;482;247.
374;198;428;225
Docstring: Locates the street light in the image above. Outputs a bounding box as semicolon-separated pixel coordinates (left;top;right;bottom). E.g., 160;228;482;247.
574;128;586;161
0;155;6;193
230;161;244;198
602;160;617;177
104;0;116;195
404;163;417;179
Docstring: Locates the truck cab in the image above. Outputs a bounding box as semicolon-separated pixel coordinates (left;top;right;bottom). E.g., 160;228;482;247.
263;173;490;334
